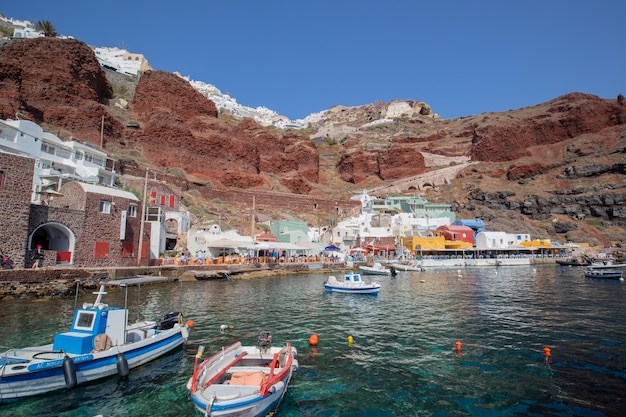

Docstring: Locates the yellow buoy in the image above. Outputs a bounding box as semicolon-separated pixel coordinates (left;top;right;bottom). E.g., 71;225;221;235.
348;335;353;346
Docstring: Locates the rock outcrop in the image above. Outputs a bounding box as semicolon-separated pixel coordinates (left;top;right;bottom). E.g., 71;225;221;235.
0;38;319;192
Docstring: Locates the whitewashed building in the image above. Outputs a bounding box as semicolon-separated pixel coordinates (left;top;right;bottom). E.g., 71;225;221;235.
475;231;532;249
475;231;508;249
0;118;115;204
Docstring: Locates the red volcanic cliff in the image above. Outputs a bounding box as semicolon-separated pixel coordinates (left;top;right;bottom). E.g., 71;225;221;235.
0;38;319;193
124;71;319;191
470;92;626;162
0;37;121;144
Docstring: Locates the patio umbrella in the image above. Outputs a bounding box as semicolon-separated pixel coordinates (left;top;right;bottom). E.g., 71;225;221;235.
324;245;341;251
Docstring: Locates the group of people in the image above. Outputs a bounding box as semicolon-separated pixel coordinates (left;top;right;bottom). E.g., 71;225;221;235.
0;244;44;270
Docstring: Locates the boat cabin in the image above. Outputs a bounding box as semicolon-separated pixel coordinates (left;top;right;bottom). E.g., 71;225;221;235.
52;301;126;355
345;272;363;283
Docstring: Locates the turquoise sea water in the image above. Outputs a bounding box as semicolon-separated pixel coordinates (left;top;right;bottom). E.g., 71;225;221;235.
1;265;625;416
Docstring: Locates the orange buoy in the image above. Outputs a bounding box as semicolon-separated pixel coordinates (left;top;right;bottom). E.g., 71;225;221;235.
455;341;462;351
543;347;551;357
309;333;319;346
186;320;194;328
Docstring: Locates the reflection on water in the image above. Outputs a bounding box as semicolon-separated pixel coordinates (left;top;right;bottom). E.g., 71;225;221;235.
1;265;625;416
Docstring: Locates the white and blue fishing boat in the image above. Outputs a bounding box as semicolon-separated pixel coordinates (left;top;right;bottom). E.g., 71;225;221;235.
359;262;397;276
187;331;297;417
0;277;192;402
324;271;381;295
584;268;624;280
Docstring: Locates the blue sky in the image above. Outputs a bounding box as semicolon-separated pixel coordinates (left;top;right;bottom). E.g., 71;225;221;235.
3;1;625;120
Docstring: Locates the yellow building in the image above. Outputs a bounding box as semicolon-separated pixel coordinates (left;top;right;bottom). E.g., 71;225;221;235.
401;235;473;252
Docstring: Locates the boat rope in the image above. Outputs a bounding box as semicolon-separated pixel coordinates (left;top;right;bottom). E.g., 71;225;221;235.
203;396;215;417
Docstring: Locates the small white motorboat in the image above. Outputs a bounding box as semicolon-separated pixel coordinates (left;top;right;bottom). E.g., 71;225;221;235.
188;331;298;417
584;268;624;280
0;278;192;402
324;271;381;295
588;261;626;269
390;261;425;272
359;262;396;276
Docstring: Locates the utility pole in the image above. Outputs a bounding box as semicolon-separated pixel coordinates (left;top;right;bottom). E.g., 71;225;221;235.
137;168;149;266
100;115;105;148
250;195;256;242
314;203;320;242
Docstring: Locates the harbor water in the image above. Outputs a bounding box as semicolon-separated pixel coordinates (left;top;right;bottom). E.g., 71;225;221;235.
1;265;625;416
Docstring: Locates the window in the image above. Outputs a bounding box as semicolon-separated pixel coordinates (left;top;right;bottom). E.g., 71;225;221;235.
95;242;109;258
41;143;56;155
74;311;96;331
99;201;111;214
122;242;134;258
128;205;137;217
0;170;4;188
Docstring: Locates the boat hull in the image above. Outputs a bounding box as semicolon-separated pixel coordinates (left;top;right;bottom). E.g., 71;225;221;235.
0;327;187;401
192;382;287;417
584;270;623;279
390;263;425;272
358;267;392;276
323;284;380;295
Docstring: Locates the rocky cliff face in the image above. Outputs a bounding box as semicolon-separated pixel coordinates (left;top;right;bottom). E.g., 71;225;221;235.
1;37;625;245
0;37;115;143
0;38;319;193
121;70;319;191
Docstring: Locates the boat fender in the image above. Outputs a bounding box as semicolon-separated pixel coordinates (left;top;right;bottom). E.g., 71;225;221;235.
63;355;77;389
292;363;299;372
116;352;130;378
269;386;276;394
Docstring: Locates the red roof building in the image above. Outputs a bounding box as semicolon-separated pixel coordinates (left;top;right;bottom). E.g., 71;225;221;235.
435;225;475;246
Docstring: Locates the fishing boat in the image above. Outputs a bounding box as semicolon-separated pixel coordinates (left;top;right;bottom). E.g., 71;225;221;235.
390;261;425;272
556;257;590;266
359;262;396;276
187;331;298;417
0;278;192;402
584;268;624;280
324;271;381;295
588;261;626;269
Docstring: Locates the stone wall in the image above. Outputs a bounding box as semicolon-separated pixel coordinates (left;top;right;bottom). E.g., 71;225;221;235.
119;167;361;219
0;153;35;266
192;186;361;216
120;175;182;212
120;165;188;191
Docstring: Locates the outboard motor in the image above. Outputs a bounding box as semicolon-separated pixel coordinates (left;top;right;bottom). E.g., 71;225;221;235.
258;330;273;352
157;311;181;330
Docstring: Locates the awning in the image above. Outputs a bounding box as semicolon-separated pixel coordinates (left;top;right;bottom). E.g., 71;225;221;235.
205;238;242;249
36;190;64;197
